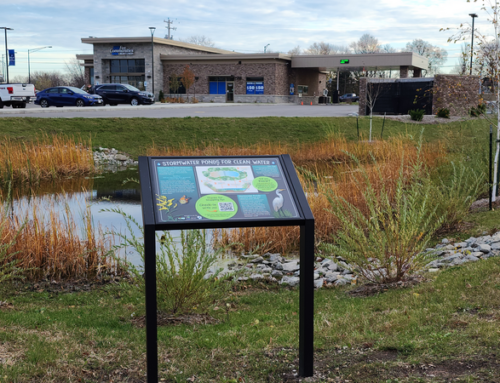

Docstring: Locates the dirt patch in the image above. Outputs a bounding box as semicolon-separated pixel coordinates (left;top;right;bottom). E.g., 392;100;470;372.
20;274;131;294
470;197;500;213
131;312;219;328
0;342;23;366
346;276;424;298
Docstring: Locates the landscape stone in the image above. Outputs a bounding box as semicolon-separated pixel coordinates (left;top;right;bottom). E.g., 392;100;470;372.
281;276;300;287
442;238;450;244
491;243;500;250
282;262;300;272
250;257;264;263
335;279;348;286
274;262;283;270
325;272;340;283
314;279;324;289
250;274;264;280
314;273;320;280
464;255;479;262
268;254;282;263
271;270;283;277
477;244;491;253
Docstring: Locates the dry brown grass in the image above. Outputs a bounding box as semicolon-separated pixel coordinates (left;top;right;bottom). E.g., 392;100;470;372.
0;193;119;281
148;137;445;254
0;134;94;184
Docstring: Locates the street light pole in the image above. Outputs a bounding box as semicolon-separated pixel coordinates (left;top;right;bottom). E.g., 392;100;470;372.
469;13;478;75
149;27;156;97
28;46;52;84
0;27;13;83
264;44;270;53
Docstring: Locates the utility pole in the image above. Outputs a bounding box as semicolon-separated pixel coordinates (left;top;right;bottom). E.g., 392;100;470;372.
164;18;177;40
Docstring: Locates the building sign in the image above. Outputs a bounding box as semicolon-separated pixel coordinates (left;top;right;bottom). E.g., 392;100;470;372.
8;49;15;66
340;59;349;64
110;46;134;56
246;82;255;94
150;156;300;222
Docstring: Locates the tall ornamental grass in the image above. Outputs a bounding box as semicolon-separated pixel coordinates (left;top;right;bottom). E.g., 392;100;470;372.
0;134;94;184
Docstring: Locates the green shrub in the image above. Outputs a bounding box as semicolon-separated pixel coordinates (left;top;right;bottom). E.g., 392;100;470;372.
436;108;450;118
477;103;487;114
469;107;480;117
321;146;444;284
409;109;425;121
102;207;234;315
158;90;164;101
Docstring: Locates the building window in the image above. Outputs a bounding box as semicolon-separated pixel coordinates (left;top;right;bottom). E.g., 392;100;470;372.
110;75;145;90
246;77;264;95
110;59;145;74
298;85;309;96
169;77;186;94
209;76;234;95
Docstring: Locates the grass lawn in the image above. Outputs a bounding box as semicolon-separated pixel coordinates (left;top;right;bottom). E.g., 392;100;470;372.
0;254;499;382
0;115;499;381
0;116;491;158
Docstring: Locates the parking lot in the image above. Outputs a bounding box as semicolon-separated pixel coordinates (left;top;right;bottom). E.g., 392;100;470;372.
0;102;359;118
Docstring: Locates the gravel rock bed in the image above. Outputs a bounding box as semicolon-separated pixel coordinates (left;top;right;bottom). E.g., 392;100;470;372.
425;232;500;271
385;114;475;124
215;231;500;289
93;147;138;167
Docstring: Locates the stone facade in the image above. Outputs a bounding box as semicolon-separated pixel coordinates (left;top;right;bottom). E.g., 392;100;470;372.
432;74;480;116
91;42;213;98
359;75;480;116
358;77;367;115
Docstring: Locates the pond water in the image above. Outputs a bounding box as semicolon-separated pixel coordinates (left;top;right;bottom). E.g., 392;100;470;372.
3;167;226;267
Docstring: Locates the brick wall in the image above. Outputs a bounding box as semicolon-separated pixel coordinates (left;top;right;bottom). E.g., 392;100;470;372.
432;74;480;116
162;62;291;98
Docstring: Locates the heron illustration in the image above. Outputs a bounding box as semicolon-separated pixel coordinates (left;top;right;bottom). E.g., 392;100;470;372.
272;189;285;217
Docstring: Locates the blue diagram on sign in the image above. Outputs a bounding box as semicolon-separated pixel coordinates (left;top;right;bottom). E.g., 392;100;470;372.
8;49;15;66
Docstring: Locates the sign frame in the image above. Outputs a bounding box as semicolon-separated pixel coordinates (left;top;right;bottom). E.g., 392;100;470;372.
139;154;315;381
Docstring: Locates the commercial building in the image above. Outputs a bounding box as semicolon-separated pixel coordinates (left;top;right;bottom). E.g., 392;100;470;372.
77;36;428;104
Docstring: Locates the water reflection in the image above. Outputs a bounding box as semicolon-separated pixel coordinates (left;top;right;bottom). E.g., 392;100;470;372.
2;167;224;267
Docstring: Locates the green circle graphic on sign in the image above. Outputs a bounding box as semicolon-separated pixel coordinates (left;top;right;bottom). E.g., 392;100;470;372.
252;177;278;192
195;195;238;220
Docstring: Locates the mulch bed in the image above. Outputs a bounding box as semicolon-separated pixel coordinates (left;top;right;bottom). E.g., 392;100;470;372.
131;312;219;328
347;275;424;298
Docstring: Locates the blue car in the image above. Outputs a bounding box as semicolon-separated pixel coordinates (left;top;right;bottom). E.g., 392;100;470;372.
35;86;103;108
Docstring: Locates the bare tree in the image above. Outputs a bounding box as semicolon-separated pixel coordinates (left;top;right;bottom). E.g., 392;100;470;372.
180;35;216;47
181;65;195;102
444;0;500;201
350;34;381;54
64;58;85;88
366;80;383;142
404;39;448;75
29;71;66;90
305;42;348;55
452;43;470;75
288;45;302;55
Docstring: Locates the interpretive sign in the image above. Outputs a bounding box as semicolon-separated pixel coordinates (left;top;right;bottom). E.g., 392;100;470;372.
139;155;315;382
150;157;300;223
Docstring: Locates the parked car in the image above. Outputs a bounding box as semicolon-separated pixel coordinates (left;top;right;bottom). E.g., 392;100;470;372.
339;93;359;102
35;86;103;108
0;83;36;108
89;84;154;106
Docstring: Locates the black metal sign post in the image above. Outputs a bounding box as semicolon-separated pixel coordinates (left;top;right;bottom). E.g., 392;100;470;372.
139;155;315;382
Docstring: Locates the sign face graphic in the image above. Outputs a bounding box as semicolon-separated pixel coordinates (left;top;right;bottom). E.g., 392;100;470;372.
8;49;15;66
340;59;349;64
110;46;134;56
149;156;301;223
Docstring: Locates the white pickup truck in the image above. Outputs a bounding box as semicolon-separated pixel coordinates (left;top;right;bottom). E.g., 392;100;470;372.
0;83;36;109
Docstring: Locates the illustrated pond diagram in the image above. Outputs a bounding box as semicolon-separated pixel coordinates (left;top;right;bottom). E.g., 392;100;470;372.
150;157;300;222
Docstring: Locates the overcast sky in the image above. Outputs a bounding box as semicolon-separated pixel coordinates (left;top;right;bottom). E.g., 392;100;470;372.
0;0;496;80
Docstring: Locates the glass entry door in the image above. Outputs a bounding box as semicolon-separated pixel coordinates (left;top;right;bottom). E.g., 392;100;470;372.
226;82;234;102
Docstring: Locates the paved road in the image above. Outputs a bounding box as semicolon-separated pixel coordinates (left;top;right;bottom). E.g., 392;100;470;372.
0;102;358;118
